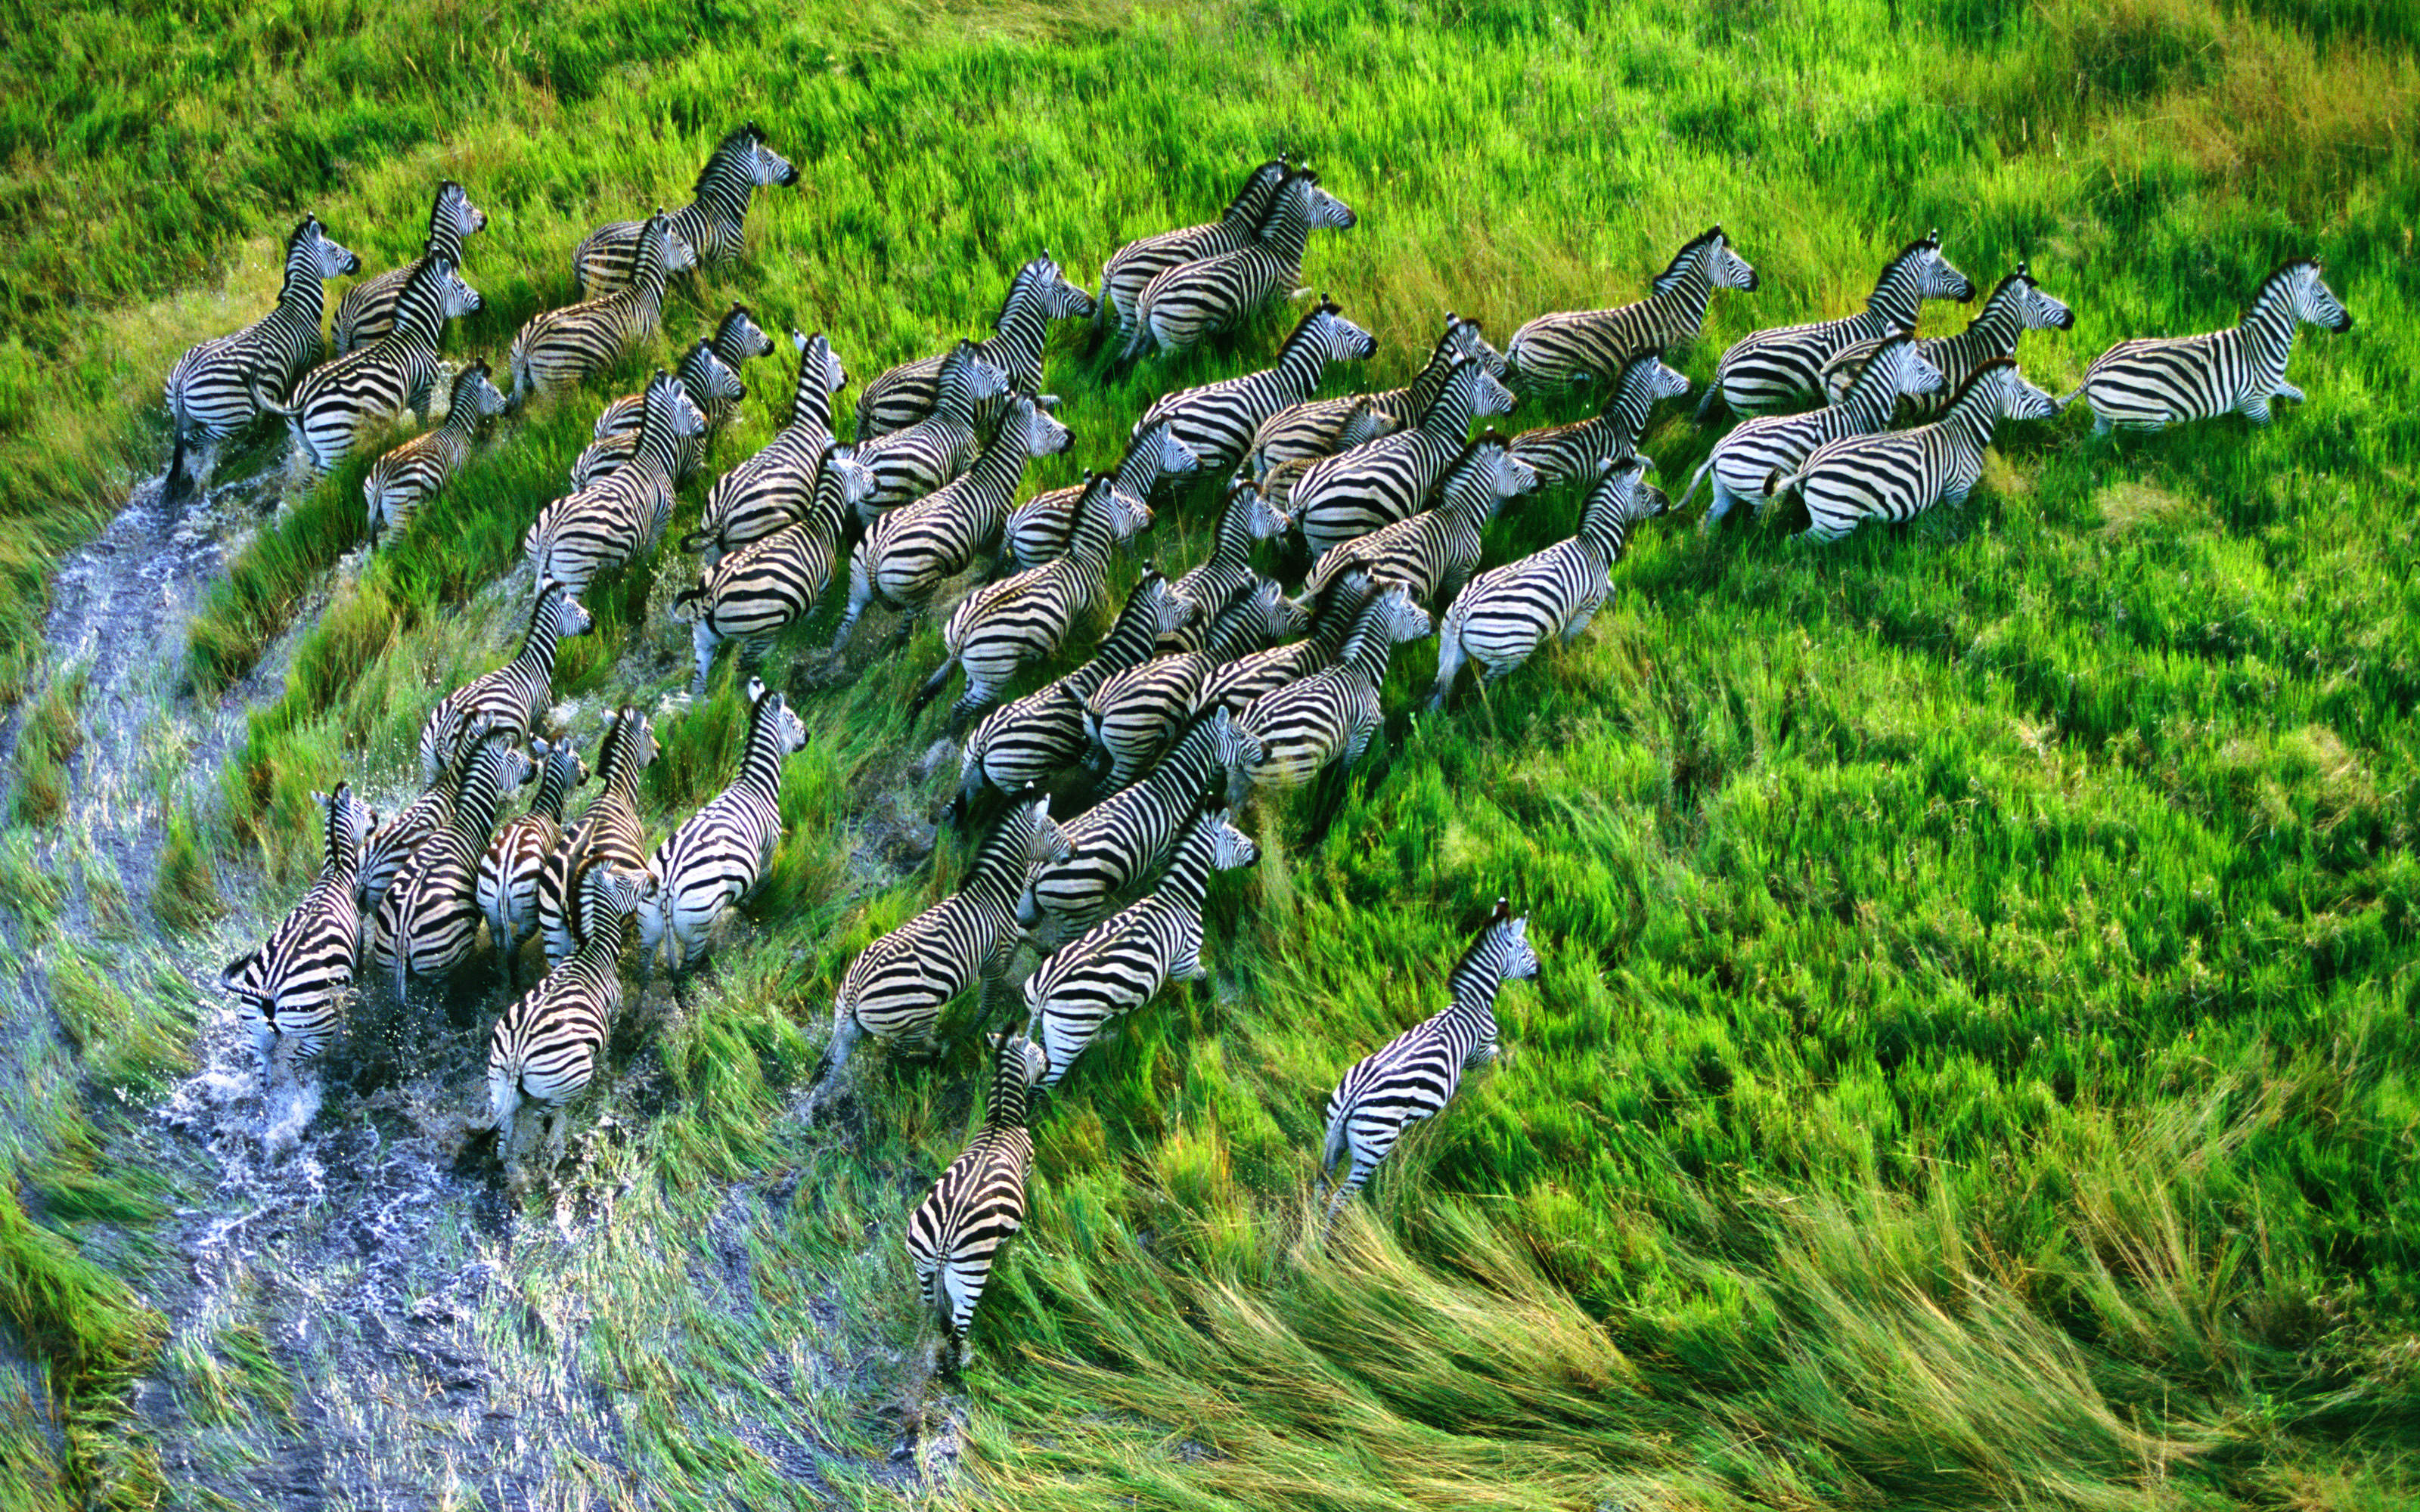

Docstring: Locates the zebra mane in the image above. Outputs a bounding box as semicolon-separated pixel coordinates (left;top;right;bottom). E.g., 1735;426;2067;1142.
596;705;650;786
715;302;756;351
284;214;321;259
427;181;463;242
2252;258;2324;309
1879;230;1944;283
1652;226;1725;292
1221;156;1290;224
451;359;493;403
322;781;358;868
696;122;766;197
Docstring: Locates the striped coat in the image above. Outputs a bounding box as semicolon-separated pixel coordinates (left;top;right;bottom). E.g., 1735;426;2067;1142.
684;330;850;564
221;783;376;1086
1004;419;1198;573
905;1032;1049;1354
1505;228;1759;392
850;342;1010;521
535;706;662;967
1301;433;1537;609
477;736;590;990
1680;333;1944;529
523;371;706;600
675;447;875;693
1162;480;1290;652
330;181;489;355
1245;313;1504;480
1098;158;1291;338
1080;581;1305;791
510;212;697;405
164;215;361;500
640;680;807;971
364;359;509;544
1699;230;1975;420
1768;360;2063;541
1818;262;2076;417
572;122;796;296
1125;169;1358;361
1505;353;1690;491
857;254;1095;438
1196;572;1375;719
572;304;774;486
1236;587;1431;792
273;253;480;478
416;583;594;785
2072;259;2350;435
358;765;458;923
1429;457;1668;709
1131;299;1377;477
371;734;536;997
1288;357;1519;558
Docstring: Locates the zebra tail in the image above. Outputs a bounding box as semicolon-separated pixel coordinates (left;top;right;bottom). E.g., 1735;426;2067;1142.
1693;383;1723;423
1673;456;1713;515
164;425;193;503
905;655;959;722
669;583;706;622
1764;463;1807;500
1318;1110;1349;1180
2059;384;2086;411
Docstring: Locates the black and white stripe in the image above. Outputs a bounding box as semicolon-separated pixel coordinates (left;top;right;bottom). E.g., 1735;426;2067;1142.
1320;899;1537;1225
1680;333;1944;529
1131;298;1377;476
684;330;851;565
857;254;1095;438
2072;259;2350;435
1245;313;1503;480
371;733;536;997
1024;803;1256;1088
358;766;458;924
1288;357;1518;559
571;122;796;297
417;583;595;785
1818;262;2075;417
1504;228;1759;392
1301;432;1537;609
1079;578;1305;792
364;359;509;545
675;446;876;693
220;783;376;1086
1767;360;2063;541
164;215;361;500
1429;457;1668;709
1196;571;1375;718
640;680;808;972
1124;169;1358;362
477;736;589;990
849;342;1010;521
904;1031;1049;1355
1098;158;1291;339
1004;419;1199;573
1161;480;1291;651
523;371;706;600
271;253;480;479
330;181;489;355
572;303;774;487
1236;586;1430;792
1505;353;1690;491
510;212;697;405
1698;230;1975;420
535;707;662;967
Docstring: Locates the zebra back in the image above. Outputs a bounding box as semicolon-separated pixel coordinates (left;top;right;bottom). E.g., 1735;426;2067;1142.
1504;226;1760;391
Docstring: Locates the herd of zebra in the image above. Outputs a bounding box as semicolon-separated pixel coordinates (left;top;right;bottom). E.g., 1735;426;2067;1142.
189;130;2353;1359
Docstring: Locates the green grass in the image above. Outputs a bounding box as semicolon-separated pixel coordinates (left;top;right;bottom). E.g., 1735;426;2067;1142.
7;0;2419;1505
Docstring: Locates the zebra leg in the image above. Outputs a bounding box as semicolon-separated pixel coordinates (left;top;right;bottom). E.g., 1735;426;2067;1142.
805;1006;862;1118
2238;395;2274;425
1426;629;1466;713
2273;382;2307;405
689;620;723;697
1704;474;1741;529
828;553;875;655
945;682;993;738
1561;590;1607;645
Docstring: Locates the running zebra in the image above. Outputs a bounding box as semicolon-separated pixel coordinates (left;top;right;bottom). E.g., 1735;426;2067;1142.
1004;418;1199;573
850;343;1010;521
2071;259;2351;435
1124;169;1358;363
830;392;1072;650
1429;457;1668;709
912;475;1153;731
220;783;376;1089
904;1030;1049;1364
371;733;536;998
1288;356;1518;559
1818;262;2075;417
1131;299;1377;476
416;583;594;785
523;372;706;599
571;122;797;297
1766;359;2062;542
1681;333;1944;530
683;330;850;565
1300;432;1537;609
271;253;480;479
164;215;361;500
364;359;509;544
535;706;661;967
1505;353;1690;491
1504;227;1760;392
1197;571;1376;718
477;735;589;990
1320;900;1537;1225
1081;578;1304;790
856;255;1095;438
1244;313;1504;479
947;572;1192;829
486;861;656;1185
1016;710;1262;945
811;795;1069;1113
1161;480;1290;651
1098;157;1290;339
510;212;697;405
640;680;808;973
330;181;489;354
1025;802;1256;1088
1236;586;1431;794
675;445;876;693
358;760;461;921
572;302;774;485
1251;401;1392;513
1698;230;1975;420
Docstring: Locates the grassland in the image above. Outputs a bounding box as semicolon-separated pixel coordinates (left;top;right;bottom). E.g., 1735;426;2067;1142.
3;0;2417;1507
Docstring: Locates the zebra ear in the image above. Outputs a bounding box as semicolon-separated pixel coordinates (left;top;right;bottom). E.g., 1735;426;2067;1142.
746;675;768;705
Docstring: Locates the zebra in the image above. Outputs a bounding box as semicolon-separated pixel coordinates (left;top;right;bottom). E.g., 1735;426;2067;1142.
855;254;1096;438
1429;456;1668;710
1505;353;1691;491
1765;359;2063;542
1681;333;1945;531
486;860;657;1185
1288;356;1519;559
535;705;661;968
1698;230;1976;420
675;445;876;693
1251;401;1394;516
416;582;595;785
1130;298;1378;476
911;474;1153;731
523;371;706;600
1300;432;1537;609
477;735;590;990
164;215;361;500
1124;169;1358;363
639;680;808;973
271;254;480;480
904;1030;1049;1365
371;733;537;999
1236;585;1431;795
1098;157;1291;339
946;572;1192;829
1004;419;1199;573
330;181;489;355
572;303;774;486
358;761;461;922
811;795;1069;1113
220;783;376;1089
1016;709;1262;946
1818;262;2076;417
1024;802;1256;1088
683;330;851;565
571;122;796;297
509;212;697;406
1196;570;1377;719
1504;227;1760;392
2071;259;2351;435
1080;578;1305;790
830;392;1072;651
849;342;1010;522
1160;479;1291;652
1244;312;1506;480
1320;899;1537;1226
364;359;509;545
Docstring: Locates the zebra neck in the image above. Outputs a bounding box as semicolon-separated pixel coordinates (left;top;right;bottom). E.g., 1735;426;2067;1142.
277;258;329;326
450;770;512;844
598;761;648;810
1342;625;1398;684
979;296;1050;389
1841;364;1907;429
1416;383;1479;440
1951;288;2025;364
1580;510;1635;565
426;216;465;267
1066;513;1119;572
1641;270;1715;345
1440;988;1500;1044
532;769;576;823
574;909;631;965
967;431;1034;494
1113;444;1162;498
1933;389;2002;454
1399;343;1460;417
1864;265;1926;330
1090;606;1166;674
672;193;734;253
389;283;451;349
787;365;833;434
734;734;787;805
1258;200;1312;269
1271;324;1335;400
633;407;686;474
1159;836;1219;908
983;1074;1029;1130
515;612;563;686
1606;380;1656;442
2238;301;2299;380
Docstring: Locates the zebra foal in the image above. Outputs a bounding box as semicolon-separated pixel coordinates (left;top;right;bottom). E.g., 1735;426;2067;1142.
1505;353;1690;491
571;304;773;486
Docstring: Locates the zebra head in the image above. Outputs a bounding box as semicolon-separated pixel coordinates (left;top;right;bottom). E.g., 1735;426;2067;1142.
1585;455;1669;530
596;705;663;786
1444;313;1512;380
1128;418;1200;487
939;342;1012;411
1452;355;1520;421
1201;708;1266;812
1685;225;1760;293
716;304;777;363
1990;361;2065;420
1237;578;1309;643
1618;352;1693;408
793;329;850;396
1370;584;1435;649
318;782;377;869
1335;395;1392;452
1190;800;1260;875
435;180;489;240
1004;790;1073;885
1019;253;1098;320
531;735;591;806
816;443;876;518
293;214;363;279
1131;569;1194;642
2006;263;2077;332
1236;482;1290;544
1457;897;1541;993
642;212;702;277
1303;296;1379;363
1911;230;1978;303
2280;259;2353;333
646;369;711;442
1298;170;1357;231
467;727;541;798
577;863;658;931
681;339;748;412
1873;333;1948;397
452;360;511;425
746;677;811;759
1003;391;1075;457
541;581;597;643
438;262;484;319
1468;431;1540;515
736;122;800;187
